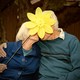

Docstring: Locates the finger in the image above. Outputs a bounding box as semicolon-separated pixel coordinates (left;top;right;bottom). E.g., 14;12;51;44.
0;54;5;58
0;47;6;57
0;64;7;71
4;65;7;69
0;52;6;57
0;71;3;73
0;68;5;73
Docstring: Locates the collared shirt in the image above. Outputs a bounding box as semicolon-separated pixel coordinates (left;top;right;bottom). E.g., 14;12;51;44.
22;48;32;56
58;28;65;40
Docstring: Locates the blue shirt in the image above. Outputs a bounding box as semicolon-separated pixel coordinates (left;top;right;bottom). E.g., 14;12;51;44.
0;41;41;80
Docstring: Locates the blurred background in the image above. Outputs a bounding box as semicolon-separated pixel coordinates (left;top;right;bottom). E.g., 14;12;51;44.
0;0;80;43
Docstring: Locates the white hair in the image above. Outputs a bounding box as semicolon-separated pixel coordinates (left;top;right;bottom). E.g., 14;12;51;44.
16;22;29;41
43;10;59;29
16;10;59;41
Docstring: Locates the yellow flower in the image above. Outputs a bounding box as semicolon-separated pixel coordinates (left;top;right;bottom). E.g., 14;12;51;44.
25;7;56;39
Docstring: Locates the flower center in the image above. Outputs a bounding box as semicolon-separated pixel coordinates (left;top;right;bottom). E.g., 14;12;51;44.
36;19;44;28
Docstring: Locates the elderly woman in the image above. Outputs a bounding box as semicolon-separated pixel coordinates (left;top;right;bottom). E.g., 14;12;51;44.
0;7;80;80
0;23;41;80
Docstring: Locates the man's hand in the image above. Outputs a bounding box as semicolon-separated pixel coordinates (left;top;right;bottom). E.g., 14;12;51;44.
0;64;7;73
0;43;7;57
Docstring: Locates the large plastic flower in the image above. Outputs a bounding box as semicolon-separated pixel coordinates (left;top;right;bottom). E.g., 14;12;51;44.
25;7;56;39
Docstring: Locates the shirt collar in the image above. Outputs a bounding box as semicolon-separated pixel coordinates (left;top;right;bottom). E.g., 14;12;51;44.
58;28;65;40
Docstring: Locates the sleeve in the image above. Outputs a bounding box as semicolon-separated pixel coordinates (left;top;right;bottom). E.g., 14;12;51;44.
59;36;80;80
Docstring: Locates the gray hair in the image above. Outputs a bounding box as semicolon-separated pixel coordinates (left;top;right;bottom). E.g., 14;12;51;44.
16;22;29;41
43;10;59;29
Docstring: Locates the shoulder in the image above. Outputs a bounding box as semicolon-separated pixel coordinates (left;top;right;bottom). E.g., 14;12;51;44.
33;42;41;55
4;41;22;53
64;32;79;42
64;32;80;48
33;42;41;50
7;41;22;48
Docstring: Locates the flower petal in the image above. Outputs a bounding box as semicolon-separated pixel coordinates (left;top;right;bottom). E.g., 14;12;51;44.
38;28;45;39
49;18;56;25
25;21;36;28
26;7;56;38
43;11;52;18
44;26;53;33
35;7;42;16
29;26;39;35
27;13;36;21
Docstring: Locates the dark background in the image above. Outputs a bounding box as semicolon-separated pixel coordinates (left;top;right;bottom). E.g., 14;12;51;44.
0;0;80;43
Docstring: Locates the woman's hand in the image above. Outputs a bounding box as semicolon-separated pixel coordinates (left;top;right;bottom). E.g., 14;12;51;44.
0;43;7;57
0;64;7;73
29;34;39;43
22;34;39;50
